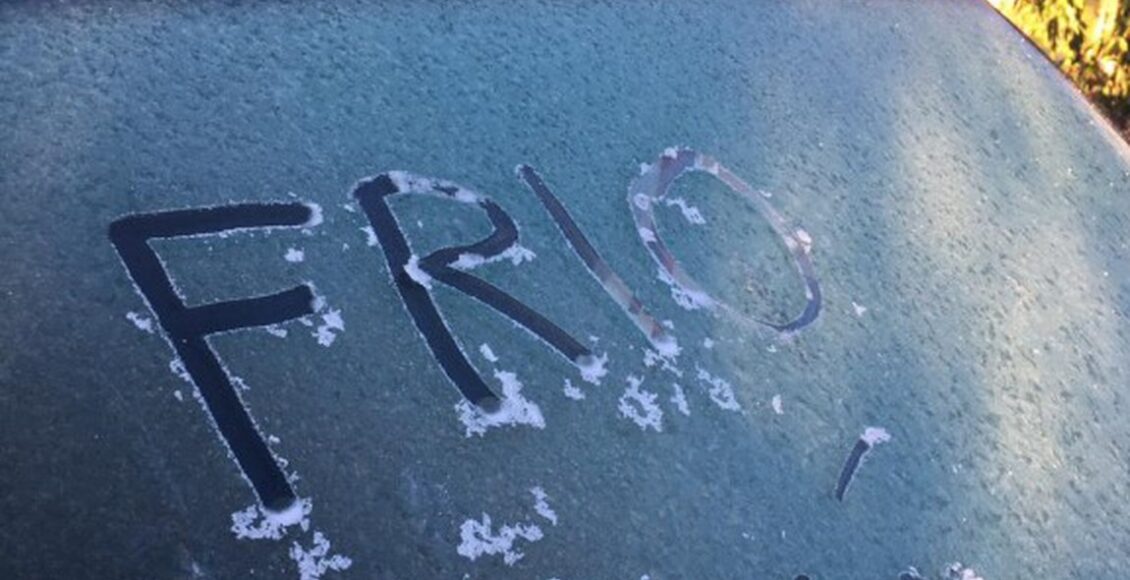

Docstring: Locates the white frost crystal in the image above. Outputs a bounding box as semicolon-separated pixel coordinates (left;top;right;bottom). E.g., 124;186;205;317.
562;378;586;400
404;254;433;289
452;245;536;270
230;499;310;541
479;343;499;363
663;197;706;225
530;487;558;526
862;426;892;446
455;371;544;437
289;531;352;580
577;352;609;385
284;248;305;263
125;311;154;333
670;383;690;416
618;376;663;432
695;366;742;411
456;514;543;566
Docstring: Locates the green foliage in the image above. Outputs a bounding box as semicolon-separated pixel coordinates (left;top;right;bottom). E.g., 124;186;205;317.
993;0;1130;134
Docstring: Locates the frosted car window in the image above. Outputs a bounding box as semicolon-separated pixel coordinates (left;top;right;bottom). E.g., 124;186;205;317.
3;2;1130;579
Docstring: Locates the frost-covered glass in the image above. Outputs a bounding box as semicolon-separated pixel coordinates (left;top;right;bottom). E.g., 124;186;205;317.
3;2;1129;579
